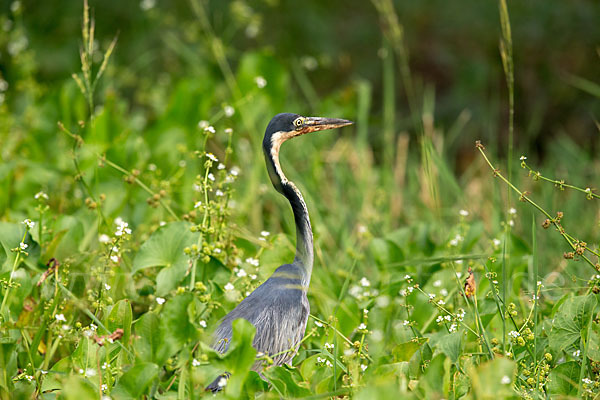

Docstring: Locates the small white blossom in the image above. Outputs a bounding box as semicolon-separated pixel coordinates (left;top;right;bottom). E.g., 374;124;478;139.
449;323;457;332
236;268;247;277
360;364;368;372
192;184;201;192
102;362;109;370
198;120;209;129
249;274;257;280
34;191;49;200
325;360;333;367
101;383;108;392
428;293;436;300
403;320;410;326
436;316;444;323
459;209;469;217
204;126;216;134
55;314;67;322
399;289;407;296
199;320;207;328
110;255;119;263
104;283;111;291
224;105;235;117
519;155;527;161
254;76;267;88
192;358;201;367
508;219;514;227
508;207;517;215
324;342;334;350
359;277;371;287
206;153;218;162
194;201;202;209
245;257;259;267
215;190;224;197
85;368;96;377
156;297;166;305
357;323;367;330
19;242;28;250
217;163;226;170
148;163;157;171
440;288;448;296
99;234;110;243
261;231;270;237
437;299;445;305
208;173;215;181
407;286;414;293
22;219;35;229
493;238;501;247
363;309;369;314
573;349;581;357
224;282;235;291
314;320;323;327
501;375;511;384
508;330;520;338
444;315;452;322
404;274;411;280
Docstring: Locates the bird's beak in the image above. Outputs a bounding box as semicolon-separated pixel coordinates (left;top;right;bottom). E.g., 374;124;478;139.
302;117;354;133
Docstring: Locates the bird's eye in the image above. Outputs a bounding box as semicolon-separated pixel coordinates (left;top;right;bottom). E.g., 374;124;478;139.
293;118;304;129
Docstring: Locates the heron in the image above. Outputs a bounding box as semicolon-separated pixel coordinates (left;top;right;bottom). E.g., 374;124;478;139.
206;113;353;392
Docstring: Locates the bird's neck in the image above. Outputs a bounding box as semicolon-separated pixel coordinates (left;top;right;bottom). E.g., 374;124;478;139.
264;142;314;285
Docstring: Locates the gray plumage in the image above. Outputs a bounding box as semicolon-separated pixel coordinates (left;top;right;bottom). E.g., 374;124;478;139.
206;113;352;392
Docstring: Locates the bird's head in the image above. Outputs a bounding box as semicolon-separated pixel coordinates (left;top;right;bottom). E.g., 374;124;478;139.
262;112;353;190
263;113;353;158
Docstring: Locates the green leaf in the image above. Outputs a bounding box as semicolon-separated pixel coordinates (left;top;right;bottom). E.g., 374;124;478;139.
547;361;580;396
549;295;597;353
264;365;311;398
468;357;517;399
393;338;428;362
62;376;98;400
588;322;600;362
132;222;198;296
134;312;160;363
221;318;258;399
0;222;40;272
435;332;462;364
157;293;197;364
112;362;159;399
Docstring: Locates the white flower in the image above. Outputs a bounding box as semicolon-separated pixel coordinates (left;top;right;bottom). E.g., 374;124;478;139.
89;323;97;331
508;207;517;215
363;308;369;314
101;383;108;392
111;246;119;253
449;234;463;247
198;120;209;129
399;289;407;296
22;219;35;229
314;320;323;327
214;248;222;254
206;153;218;162
55;314;67;322
459;209;469;217
404;274;411;280
260;231;270;237
230;167;240;177
360;364;368;372
215;190;224;197
433;280;442;287
140;0;156;11
440;288;448;296
403;320;410;326
192;184;201;192
407;286;414;293
114;219;131;236
104;283;111;290
573;349;581;357
19;242;28;250
245;257;259;267
199;320;207;328
194;201;202;209
359;277;371;287
585;187;591;194
159;221;166;226
249;274;257;280
449;323;457;332
224;105;235;117
428;293;436;300
357;323;367;330
508;330;520;338
204;126;216;134
34;191;49;200
236;268;247;277
325;360;333;367
254;76;267;88
192;358;201;367
156;297;166;305
110;255;119;263
99;234;110;243
208;173;215;181
437;299;445;305
501;375;511;384
148;163;157;171
224;282;235;291
102;362;109;370
25;375;33;382
493;238;501;247
444;315;451;322
436;316;444;323
508;219;514;227
324;342;334;350
217;163;225;170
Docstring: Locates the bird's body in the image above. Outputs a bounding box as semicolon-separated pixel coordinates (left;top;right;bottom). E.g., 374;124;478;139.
206;113;352;392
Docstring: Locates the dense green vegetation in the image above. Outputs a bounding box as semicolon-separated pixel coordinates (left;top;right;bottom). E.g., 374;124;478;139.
1;0;599;399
